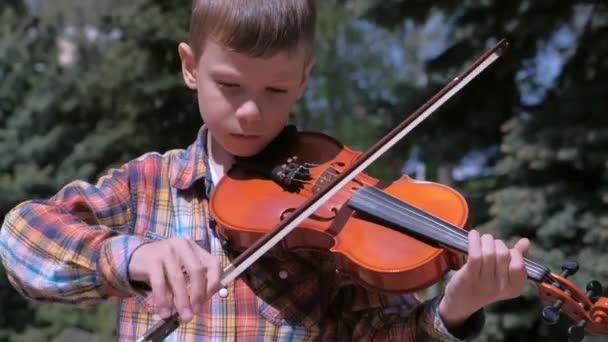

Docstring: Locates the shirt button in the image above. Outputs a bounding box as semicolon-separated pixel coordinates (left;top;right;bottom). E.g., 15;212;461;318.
278;270;288;279
218;287;229;298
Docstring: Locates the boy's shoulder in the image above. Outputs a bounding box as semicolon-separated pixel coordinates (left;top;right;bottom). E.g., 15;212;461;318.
131;148;188;165
124;136;207;191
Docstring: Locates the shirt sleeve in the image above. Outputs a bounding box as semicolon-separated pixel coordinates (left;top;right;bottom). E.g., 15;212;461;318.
349;287;485;341
0;162;147;306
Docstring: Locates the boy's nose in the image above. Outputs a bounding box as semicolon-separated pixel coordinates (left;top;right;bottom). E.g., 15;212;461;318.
235;100;262;124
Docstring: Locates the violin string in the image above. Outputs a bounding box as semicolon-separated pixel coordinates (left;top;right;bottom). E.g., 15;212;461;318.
357;186;549;280
302;169;549;279
351;186;470;248
364;186;551;280
353;186;468;244
310;175;504;256
291;179;313;184
365;189;472;251
370;187;551;281
359;187;548;280
305;174;546;277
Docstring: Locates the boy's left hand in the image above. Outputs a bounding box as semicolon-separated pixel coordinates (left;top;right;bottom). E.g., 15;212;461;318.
438;229;530;329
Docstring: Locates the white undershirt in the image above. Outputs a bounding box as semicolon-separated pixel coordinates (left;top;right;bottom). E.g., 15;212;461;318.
208;158;220;185
206;132;224;186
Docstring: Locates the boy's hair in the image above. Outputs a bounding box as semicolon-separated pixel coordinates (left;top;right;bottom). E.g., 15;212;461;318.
188;0;316;60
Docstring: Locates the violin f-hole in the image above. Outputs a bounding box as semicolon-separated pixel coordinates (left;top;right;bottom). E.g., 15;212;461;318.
280;207;338;222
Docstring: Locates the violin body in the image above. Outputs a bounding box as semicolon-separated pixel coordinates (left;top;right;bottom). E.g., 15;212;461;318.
210;130;468;293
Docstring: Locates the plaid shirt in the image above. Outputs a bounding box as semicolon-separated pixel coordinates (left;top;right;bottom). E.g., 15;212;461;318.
1;126;483;341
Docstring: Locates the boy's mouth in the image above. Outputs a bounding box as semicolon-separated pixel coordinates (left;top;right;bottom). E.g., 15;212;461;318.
230;133;262;140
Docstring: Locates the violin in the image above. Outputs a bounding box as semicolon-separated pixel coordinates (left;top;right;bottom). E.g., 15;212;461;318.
214;128;608;340
137;39;608;341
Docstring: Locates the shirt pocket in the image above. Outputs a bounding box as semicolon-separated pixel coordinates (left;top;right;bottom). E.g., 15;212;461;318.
256;294;319;332
253;276;316;329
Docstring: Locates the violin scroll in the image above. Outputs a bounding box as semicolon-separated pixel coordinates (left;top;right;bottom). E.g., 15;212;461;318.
537;260;608;340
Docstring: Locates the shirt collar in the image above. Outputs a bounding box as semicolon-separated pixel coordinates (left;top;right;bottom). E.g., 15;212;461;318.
169;125;210;190
170;123;298;191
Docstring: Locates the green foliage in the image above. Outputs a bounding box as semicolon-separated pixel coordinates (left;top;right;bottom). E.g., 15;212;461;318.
7;301;116;342
481;10;608;340
0;0;196;339
0;0;199;214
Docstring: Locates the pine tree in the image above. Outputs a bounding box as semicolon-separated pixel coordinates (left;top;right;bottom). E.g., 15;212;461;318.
0;1;196;340
482;7;608;341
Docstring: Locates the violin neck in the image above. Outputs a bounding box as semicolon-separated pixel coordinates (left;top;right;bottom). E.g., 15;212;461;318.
348;185;552;284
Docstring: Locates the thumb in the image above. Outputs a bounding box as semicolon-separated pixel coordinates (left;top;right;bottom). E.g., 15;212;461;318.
513;237;530;257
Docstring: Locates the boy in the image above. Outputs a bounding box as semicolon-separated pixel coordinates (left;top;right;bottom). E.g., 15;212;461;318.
0;0;529;341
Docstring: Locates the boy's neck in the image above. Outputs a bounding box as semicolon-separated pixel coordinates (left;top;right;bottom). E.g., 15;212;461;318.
207;133;234;182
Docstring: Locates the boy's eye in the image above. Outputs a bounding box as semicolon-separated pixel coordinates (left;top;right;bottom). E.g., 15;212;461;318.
266;87;287;94
218;81;239;88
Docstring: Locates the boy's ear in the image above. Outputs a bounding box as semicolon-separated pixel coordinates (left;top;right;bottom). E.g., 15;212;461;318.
178;42;198;90
297;57;315;98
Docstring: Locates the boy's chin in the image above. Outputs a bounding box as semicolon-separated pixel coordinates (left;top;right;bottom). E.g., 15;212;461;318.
227;145;266;158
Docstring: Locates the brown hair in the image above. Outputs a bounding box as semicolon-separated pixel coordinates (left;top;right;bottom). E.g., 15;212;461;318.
188;0;316;60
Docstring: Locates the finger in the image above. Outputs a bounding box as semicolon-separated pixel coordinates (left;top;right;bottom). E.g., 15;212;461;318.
191;242;221;298
466;229;482;276
494;240;511;291
185;240;209;314
508;247;527;295
149;262;172;319
513;237;530;257
205;255;222;296
164;250;192;322
480;234;496;282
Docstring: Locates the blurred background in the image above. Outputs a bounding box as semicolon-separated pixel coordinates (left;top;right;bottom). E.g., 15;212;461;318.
1;0;607;341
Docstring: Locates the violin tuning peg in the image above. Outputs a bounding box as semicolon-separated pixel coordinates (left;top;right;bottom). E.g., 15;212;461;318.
567;320;587;342
541;304;562;325
561;260;579;278
586;280;603;303
541;298;566;326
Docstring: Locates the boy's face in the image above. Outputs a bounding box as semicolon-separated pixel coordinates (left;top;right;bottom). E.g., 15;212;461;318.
179;38;313;157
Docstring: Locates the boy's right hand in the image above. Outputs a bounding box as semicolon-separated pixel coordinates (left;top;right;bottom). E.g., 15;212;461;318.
127;237;221;322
